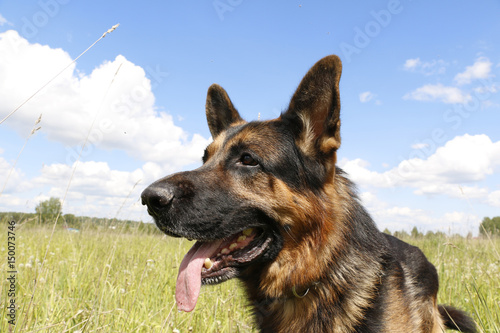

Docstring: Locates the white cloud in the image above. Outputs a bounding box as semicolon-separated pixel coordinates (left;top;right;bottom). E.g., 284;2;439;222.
360;192;429;232
359;191;479;234
0;30;212;220
341;134;500;205
413;184;488;199
0;13;11;26
403;57;447;75
404;58;421;71
402;134;500;184
6;159;170;220
403;57;496;105
403;83;470;104
0;194;27;211
0;30;210;172
0;155;25;194
454;57;493;85
488;190;500;207
35;161;146;219
474;82;499;94
32;161;142;197
339;158;394;188
411;143;429;150
359;91;375;103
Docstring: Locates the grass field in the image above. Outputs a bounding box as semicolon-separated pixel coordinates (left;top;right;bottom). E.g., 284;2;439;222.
1;220;499;332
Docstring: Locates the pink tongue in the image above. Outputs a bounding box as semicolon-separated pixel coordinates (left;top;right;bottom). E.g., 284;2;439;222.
176;240;223;312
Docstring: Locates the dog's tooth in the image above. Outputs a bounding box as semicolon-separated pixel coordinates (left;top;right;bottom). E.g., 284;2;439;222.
243;228;254;236
221;248;230;255
237;235;247;242
229;243;238;251
204;258;213;269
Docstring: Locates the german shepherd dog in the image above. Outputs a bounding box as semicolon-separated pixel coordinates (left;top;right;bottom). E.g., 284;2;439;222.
141;55;476;332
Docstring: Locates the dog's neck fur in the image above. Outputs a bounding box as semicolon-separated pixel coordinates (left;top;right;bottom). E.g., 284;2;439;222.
241;244;386;333
240;171;388;333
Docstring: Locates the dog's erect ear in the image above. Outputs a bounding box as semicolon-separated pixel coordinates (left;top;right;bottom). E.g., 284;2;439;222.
205;84;244;138
282;55;342;157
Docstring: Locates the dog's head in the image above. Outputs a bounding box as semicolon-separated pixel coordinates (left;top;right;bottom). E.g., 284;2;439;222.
141;55;343;311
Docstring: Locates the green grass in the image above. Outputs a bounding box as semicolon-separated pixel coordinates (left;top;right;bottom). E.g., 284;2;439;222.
1;222;499;332
403;235;500;333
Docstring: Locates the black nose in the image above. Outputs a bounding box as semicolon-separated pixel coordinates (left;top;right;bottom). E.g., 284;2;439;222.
141;185;174;218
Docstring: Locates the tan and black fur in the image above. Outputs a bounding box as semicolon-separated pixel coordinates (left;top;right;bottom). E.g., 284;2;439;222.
141;55;476;332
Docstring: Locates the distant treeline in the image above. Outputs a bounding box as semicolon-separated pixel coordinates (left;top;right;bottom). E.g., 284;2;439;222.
384;217;500;238
0;211;162;235
2;210;498;238
383;227;470;239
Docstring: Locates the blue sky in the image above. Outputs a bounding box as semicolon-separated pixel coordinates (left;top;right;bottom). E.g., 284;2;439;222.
0;0;499;235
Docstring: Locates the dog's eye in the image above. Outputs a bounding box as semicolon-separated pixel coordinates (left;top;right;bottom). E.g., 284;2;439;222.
240;153;258;166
